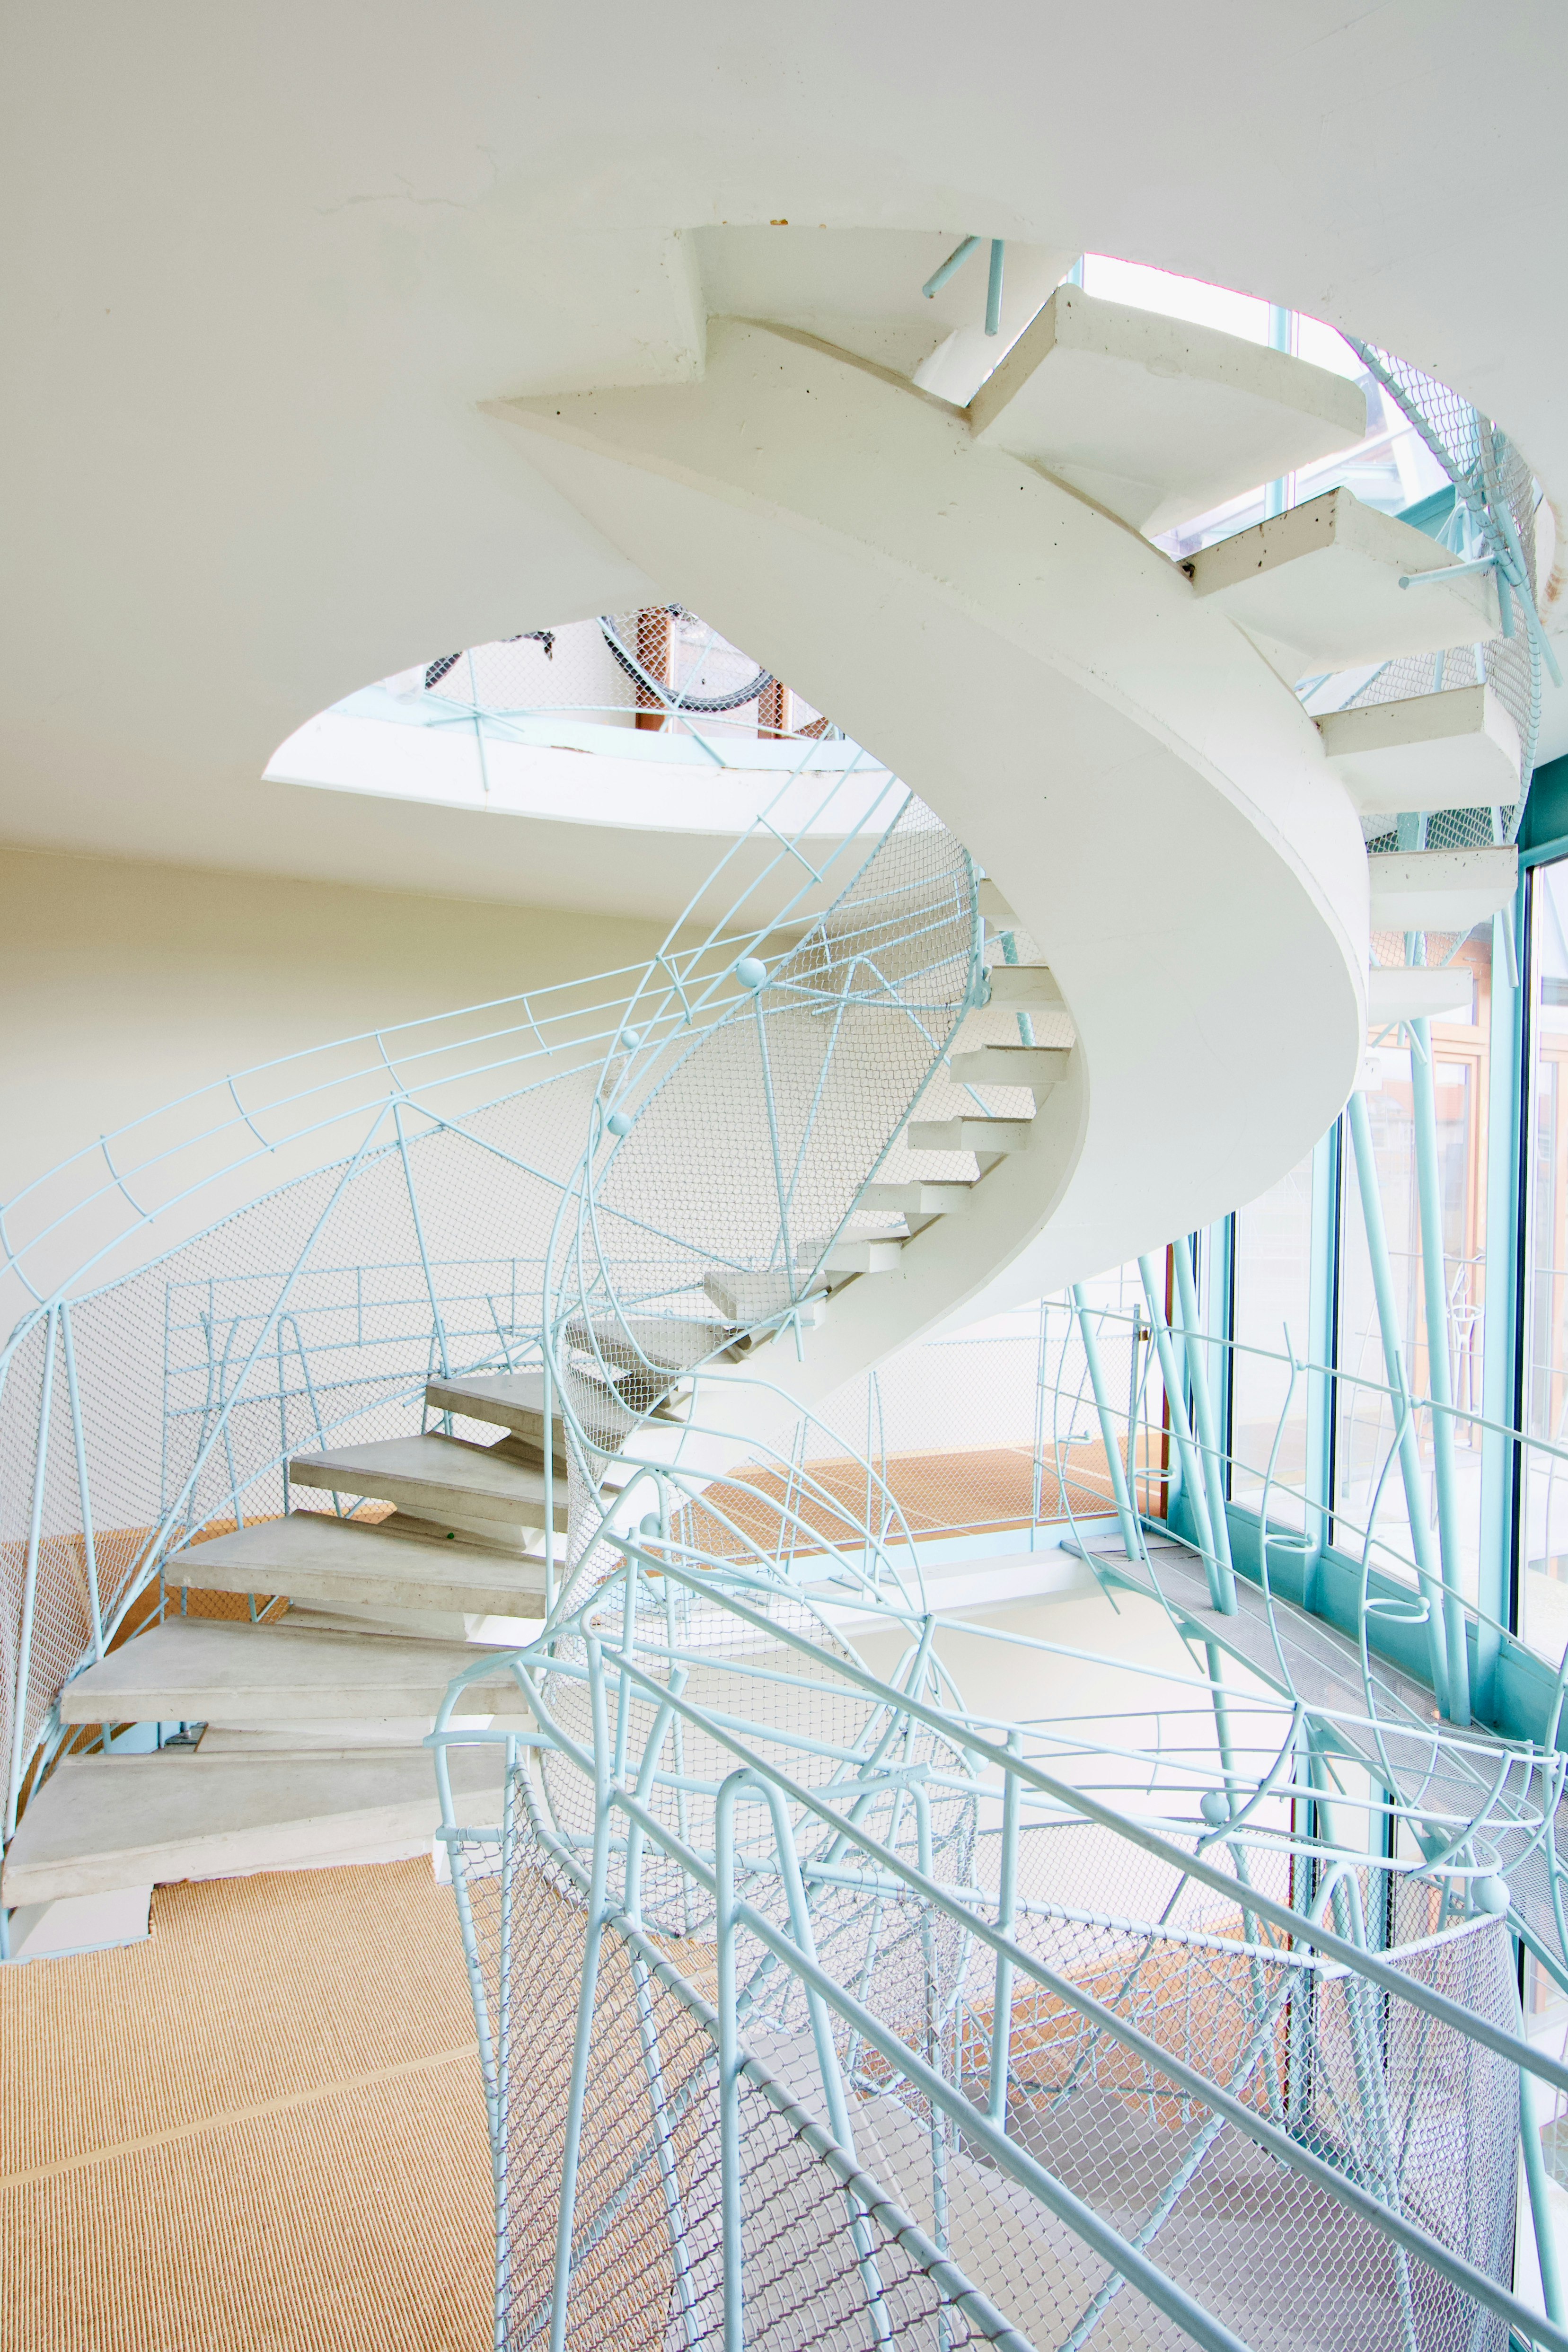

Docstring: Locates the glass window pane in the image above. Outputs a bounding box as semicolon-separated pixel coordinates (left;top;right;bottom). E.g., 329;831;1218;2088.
1231;1157;1313;1527
1523;861;1568;1659
1336;931;1492;1598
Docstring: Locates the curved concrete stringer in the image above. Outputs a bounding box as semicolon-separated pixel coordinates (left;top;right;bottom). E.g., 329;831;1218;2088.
490;317;1368;1338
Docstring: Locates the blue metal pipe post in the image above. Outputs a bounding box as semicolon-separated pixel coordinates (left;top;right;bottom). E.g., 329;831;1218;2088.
1346;1088;1453;1714
1409;1017;1473;1723
1172;1237;1238;1611
1071;1286;1142;1560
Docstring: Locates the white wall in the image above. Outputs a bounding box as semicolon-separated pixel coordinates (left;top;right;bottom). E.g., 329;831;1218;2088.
0;845;673;1202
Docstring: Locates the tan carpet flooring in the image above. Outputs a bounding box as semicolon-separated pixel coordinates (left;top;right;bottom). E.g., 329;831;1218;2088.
3;1859;493;2351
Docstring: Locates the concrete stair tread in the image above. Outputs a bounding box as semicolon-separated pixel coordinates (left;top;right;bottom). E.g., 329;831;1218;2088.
273;1605;536;1645
289;1431;566;1530
0;1744;505;1907
1188;487;1499;669
167;1511;549;1617
1318;683;1520;815
823;1238;904;1275
423;1367;573;1461
563;1314;738;1374
861;1181;973;1214
950;1045;1071;1090
58;1614;524;1724
966;285;1366;536
1367;966;1473;1023
1367;844;1517;932
702;1267;825;1322
984;963;1064;1011
975;878;1020;927
907;1116;1033;1154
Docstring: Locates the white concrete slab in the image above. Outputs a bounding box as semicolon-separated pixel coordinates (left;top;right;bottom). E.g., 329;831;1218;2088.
1367;845;1518;932
1188;488;1499;670
1318;684;1521;815
493;313;1365;1399
967;287;1366;536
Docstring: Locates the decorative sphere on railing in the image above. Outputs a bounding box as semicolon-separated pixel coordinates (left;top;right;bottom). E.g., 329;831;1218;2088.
734;957;768;990
639;1514;662;1540
619;1028;642;1049
1199;1790;1232;1827
607;1110;635;1137
1472;1874;1511;1916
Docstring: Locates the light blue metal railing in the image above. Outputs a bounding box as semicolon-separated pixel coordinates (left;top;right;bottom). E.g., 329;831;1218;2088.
0;735;972;1842
432;1510;1568;2350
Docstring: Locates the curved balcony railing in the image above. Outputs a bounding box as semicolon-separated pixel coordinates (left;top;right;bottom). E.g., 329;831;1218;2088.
431;1444;1568;2351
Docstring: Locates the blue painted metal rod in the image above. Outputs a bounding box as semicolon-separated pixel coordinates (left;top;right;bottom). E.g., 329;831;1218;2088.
1408;1017;1472;1724
1397;555;1498;586
581;1877;1039;2352
1070;1286;1141;1559
985;240;1005;336
1346;1088;1453;1713
606;1811;1256;2352
7;1306;58;1836
1520;2059;1567;2324
59;1304;103;1661
714;1769;746;2352
1138;1255;1233;1613
998;930;1034;1047
987;1734;1021;2121
548;1640;614;2352
651;1568;1568;2097
600;1672;1568;2352
922;236;981;300
1171;1238;1238;1612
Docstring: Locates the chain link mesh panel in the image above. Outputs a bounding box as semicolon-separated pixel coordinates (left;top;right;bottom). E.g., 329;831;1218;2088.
445;1581;1532;2352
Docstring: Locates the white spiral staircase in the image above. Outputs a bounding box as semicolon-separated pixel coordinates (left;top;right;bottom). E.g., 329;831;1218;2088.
0;276;1532;1969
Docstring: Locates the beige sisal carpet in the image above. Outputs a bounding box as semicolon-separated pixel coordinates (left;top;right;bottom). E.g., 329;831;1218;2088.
3;1859;493;2351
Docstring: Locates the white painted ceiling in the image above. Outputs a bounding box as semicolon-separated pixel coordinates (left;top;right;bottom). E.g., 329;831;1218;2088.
4;1;1566;909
